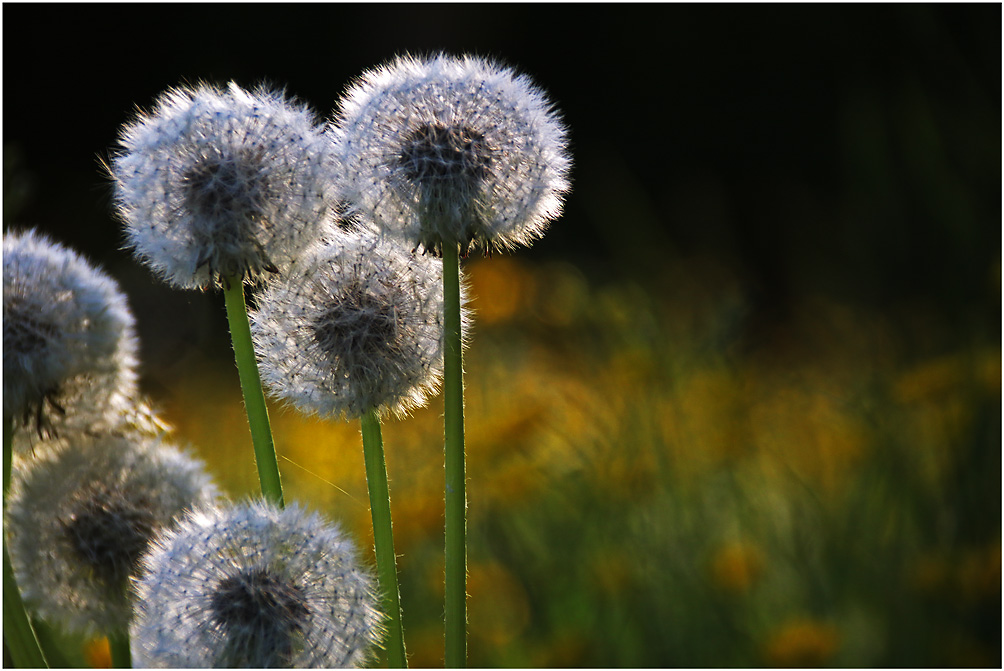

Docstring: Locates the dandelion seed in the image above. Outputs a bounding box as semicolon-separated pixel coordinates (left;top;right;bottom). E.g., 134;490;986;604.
2;229;139;438
110;82;338;288
3;431;219;636
249;232;468;419
131;499;383;668
331;53;571;254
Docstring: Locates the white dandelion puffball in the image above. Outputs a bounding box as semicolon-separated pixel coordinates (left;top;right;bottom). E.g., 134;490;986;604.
111;82;338;288
2;228;139;437
131;500;383;668
250;232;468;419
331;53;571;254
4;432;220;636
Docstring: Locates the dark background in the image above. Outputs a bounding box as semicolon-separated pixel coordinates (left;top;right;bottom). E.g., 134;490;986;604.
5;4;1000;376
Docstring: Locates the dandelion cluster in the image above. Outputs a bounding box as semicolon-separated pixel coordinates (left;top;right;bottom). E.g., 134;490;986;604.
1;53;571;668
331;53;571;254
2;228;139;437
4;432;219;636
110;82;338;288
131;500;382;668
250;232;466;419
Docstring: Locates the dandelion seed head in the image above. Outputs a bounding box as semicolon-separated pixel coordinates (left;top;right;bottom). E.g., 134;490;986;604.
131;500;383;668
10;392;174;459
111;82;338;288
2;229;138;437
332;53;571;254
4;432;219;635
250;232;468;419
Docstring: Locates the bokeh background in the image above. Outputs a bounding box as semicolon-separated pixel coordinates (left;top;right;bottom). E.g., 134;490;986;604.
4;3;1000;667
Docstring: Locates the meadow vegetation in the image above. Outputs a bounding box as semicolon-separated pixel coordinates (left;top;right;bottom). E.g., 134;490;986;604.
103;254;1000;667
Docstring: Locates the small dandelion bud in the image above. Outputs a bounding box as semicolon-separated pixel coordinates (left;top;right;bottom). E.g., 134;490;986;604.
331;53;571;254
3;431;219;636
110;82;338;288
2;228;139;437
131;500;383;668
249;232;468;419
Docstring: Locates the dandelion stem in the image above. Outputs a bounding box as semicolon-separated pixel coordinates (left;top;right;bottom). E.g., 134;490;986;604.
222;275;284;507
3;542;49;668
3;416;49;668
3;415;12;494
109;630;131;668
360;410;408;668
28;619;72;668
442;244;467;668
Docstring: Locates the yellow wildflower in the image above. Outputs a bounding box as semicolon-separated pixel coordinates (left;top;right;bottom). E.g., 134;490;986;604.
763;617;840;667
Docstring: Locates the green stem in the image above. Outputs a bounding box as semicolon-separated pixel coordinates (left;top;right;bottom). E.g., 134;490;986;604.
28;619;72;669
3;416;12;495
3;416;48;668
360;410;407;668
109;630;131;668
442;245;467;668
3;543;48;668
222;275;284;507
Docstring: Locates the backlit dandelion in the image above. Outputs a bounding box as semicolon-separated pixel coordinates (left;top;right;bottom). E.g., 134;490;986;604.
131;500;383;668
250;232;466;419
2;228;139;438
110;82;338;288
4;431;219;636
331;53;572;664
331;53;571;254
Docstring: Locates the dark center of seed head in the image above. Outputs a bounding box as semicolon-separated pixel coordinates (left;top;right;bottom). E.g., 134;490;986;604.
397;123;492;187
63;486;158;589
181;148;272;227
181;149;277;278
211;567;310;629
311;286;400;361
4;299;58;356
210;566;310;666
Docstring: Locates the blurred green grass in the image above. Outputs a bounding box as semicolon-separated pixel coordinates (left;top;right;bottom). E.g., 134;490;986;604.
131;255;1000;667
